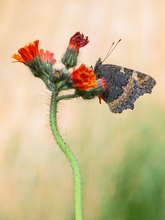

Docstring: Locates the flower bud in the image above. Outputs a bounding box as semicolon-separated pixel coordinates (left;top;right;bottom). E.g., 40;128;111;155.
62;32;89;69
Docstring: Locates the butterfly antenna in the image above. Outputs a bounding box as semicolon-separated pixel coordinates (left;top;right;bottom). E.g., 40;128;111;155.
102;39;122;63
102;41;115;63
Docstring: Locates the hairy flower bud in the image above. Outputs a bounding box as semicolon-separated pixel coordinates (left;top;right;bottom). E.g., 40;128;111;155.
62;32;89;69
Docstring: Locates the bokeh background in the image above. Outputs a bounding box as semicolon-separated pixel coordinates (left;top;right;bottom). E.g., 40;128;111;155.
0;0;165;219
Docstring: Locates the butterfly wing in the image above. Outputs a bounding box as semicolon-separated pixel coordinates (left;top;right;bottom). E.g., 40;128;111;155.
94;63;156;113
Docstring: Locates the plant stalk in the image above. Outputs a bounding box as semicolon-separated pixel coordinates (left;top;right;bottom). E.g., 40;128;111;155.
50;91;83;220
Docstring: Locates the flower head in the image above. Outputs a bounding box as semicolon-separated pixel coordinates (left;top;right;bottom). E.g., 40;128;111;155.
39;49;56;65
12;40;39;64
71;64;97;90
12;40;56;65
62;32;89;69
68;32;89;52
12;40;56;78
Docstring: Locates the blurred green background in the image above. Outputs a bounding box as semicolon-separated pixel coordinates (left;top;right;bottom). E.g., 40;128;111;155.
0;0;165;219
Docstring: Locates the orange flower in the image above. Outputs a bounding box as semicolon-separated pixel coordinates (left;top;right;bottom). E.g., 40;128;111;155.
39;49;56;65
69;32;89;52
71;64;97;90
12;40;39;64
12;40;56;65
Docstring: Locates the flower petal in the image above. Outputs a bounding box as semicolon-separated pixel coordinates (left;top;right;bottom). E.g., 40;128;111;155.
71;64;97;90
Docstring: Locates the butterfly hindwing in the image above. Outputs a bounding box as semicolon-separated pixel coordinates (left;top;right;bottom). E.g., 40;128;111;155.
94;59;156;113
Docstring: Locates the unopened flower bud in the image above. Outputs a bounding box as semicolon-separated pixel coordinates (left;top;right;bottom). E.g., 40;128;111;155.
62;32;89;69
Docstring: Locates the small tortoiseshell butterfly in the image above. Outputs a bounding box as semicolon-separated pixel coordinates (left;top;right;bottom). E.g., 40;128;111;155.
94;41;156;113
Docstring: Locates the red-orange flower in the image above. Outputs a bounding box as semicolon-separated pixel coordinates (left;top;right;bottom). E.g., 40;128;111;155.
69;32;89;52
39;49;56;64
12;40;56;65
71;64;97;90
12;40;39;64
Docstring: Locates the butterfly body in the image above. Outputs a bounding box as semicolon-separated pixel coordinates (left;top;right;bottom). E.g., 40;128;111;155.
94;58;156;113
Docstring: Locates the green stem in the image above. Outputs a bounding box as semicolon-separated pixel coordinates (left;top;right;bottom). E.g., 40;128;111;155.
50;91;83;220
40;75;53;91
57;93;80;102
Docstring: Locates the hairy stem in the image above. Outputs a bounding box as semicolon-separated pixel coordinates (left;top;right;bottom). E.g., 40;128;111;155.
50;92;83;220
57;93;80;102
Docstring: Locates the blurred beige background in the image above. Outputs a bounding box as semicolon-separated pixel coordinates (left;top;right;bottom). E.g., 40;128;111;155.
0;0;165;219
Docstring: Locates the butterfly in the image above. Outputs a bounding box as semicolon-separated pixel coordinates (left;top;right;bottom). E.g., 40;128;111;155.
94;41;156;113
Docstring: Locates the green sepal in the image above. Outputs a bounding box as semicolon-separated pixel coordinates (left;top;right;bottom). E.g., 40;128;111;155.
75;86;104;100
27;56;53;78
62;48;78;69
